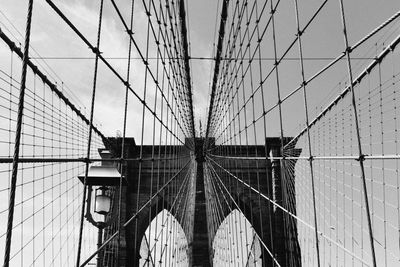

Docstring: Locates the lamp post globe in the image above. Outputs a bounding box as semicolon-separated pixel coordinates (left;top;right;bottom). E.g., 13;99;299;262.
94;186;111;216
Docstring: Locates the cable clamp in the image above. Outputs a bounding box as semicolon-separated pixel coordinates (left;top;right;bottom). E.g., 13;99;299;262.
296;29;303;37
356;154;365;161
91;46;101;55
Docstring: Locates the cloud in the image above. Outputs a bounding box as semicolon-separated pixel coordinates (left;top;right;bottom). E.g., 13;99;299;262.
0;0;216;143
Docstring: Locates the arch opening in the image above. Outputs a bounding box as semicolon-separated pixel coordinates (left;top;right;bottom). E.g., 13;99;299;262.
212;209;262;266
139;209;189;267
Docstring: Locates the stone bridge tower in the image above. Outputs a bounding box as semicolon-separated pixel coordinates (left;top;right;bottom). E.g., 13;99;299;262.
99;137;301;266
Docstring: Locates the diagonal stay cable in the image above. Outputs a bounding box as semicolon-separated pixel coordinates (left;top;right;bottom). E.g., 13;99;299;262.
206;155;373;266
145;0;193;137
213;9;400;145
209;0;323;140
205;160;281;266
0;27;107;143
143;164;193;264
178;0;195;137
285;31;400;149
44;0;188;145
79;159;192;266
210;5;400;144
110;0;193;138
206;0;229;138
144;0;194;137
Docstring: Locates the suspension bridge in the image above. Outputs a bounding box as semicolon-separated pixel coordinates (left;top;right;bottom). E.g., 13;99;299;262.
0;0;400;266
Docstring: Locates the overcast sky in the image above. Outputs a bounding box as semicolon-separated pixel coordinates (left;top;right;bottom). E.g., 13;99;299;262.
1;1;400;266
1;0;399;141
0;0;220;142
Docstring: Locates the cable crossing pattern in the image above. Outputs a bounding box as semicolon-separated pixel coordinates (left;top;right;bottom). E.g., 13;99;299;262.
0;0;400;266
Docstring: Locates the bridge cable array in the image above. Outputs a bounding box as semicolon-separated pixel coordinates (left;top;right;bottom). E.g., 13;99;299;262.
205;0;400;266
0;0;400;266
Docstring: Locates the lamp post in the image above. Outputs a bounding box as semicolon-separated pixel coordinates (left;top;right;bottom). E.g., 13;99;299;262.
86;185;112;267
77;156;127;267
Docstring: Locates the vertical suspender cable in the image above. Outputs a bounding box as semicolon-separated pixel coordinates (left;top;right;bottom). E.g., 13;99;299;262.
133;0;152;260
269;0;289;264
75;0;104;266
338;0;377;266
117;0;136;264
3;0;34;266
293;0;321;265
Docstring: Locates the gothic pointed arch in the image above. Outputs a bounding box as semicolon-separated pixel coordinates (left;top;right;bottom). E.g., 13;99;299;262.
138;209;189;266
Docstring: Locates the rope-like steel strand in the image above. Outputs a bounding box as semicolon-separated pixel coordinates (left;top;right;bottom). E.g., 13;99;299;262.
3;0;34;265
75;0;104;265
